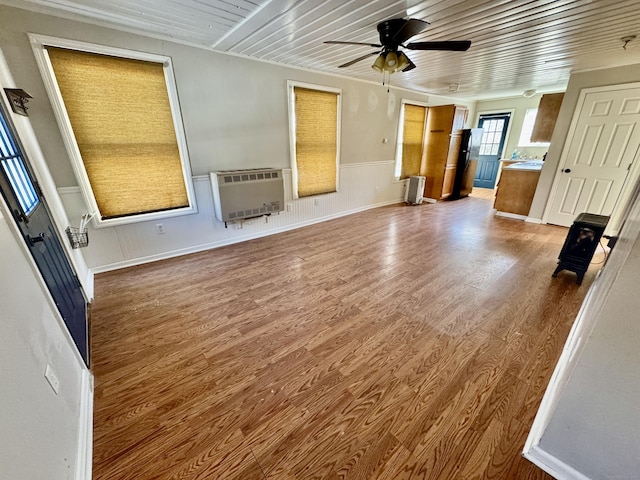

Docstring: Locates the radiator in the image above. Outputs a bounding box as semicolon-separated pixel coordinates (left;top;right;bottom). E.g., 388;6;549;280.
210;168;284;223
406;176;426;205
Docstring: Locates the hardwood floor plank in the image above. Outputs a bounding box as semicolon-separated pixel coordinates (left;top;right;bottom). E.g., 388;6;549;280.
91;193;594;479
454;418;505;480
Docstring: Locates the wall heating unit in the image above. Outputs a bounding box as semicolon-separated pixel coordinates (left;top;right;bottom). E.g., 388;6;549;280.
210;168;285;225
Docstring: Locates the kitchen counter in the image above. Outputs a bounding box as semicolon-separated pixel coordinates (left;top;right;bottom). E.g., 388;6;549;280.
503;160;544;172
494;161;543;217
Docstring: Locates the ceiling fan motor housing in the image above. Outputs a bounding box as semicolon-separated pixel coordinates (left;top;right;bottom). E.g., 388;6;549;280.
377;18;408;51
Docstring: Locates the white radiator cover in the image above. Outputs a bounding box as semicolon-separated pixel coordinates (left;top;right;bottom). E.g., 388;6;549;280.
210;168;285;222
406;176;425;205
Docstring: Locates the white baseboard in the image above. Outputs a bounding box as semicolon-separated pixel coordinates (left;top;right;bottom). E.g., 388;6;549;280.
524;446;592;480
525;216;543;224
75;369;93;480
91;198;403;274
495;211;527;220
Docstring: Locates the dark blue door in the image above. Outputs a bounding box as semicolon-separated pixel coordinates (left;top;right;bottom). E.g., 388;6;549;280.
474;113;510;189
0;102;88;365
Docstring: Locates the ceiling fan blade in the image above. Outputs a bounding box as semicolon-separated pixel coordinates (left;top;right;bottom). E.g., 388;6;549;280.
338;51;380;68
402;57;417;72
405;40;472;51
391;18;430;44
324;41;382;48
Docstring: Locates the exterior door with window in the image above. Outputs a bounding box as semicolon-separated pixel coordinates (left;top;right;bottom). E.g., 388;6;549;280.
546;86;640;227
474;114;510;188
0;103;88;365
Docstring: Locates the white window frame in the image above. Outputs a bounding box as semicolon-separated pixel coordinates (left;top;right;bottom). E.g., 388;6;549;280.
29;34;197;228
394;99;430;180
518;108;551;148
287;80;341;199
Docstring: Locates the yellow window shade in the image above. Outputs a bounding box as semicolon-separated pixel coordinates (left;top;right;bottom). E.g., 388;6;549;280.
400;104;427;180
47;47;189;219
293;86;338;197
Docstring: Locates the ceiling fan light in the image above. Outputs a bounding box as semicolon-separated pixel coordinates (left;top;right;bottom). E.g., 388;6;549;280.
396;52;410;72
384;51;398;72
372;53;386;72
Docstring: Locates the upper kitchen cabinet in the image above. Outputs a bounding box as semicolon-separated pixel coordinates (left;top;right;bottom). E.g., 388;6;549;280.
420;104;468;200
531;93;564;143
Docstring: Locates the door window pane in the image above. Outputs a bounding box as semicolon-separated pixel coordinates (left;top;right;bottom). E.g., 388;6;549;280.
0;112;39;215
479;118;506;156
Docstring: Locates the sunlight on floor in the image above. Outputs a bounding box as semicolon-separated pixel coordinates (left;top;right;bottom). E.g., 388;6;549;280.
470;187;496;200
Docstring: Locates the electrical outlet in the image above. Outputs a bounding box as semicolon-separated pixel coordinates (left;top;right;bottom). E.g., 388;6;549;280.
314;198;320;206
44;364;60;395
286;203;292;212
155;223;165;234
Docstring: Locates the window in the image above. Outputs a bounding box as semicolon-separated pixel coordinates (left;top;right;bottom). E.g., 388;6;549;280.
288;81;341;198
30;35;196;227
478;116;508;156
0;113;38;216
518;108;551;147
395;101;428;179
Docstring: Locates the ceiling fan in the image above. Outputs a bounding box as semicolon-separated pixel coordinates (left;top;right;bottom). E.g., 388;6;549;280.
325;18;471;74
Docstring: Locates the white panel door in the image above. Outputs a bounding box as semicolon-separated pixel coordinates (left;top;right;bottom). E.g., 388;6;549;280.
546;86;640;226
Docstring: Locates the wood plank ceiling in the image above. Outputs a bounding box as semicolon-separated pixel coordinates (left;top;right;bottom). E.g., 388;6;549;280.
2;0;640;99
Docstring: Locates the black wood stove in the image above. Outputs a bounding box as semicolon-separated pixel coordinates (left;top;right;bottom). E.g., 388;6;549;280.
552;212;609;285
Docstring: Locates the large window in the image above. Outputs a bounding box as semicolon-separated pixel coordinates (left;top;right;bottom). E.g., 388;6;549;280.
518;108;551;147
394;101;428;180
30;35;196;227
288;81;341;198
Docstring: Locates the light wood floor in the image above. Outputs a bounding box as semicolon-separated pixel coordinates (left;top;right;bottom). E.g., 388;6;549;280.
91;189;600;479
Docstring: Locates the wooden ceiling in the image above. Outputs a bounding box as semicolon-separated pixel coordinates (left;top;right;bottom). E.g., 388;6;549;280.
2;0;640;99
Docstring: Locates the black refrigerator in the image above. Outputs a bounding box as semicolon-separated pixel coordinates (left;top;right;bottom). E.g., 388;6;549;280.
450;128;483;199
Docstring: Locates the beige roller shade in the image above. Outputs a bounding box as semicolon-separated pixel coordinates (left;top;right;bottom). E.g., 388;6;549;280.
400;104;427;180
293;86;338;197
47;47;189;219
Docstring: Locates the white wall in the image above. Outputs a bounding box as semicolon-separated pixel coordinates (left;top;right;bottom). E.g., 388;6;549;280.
0;206;88;480
0;4;475;272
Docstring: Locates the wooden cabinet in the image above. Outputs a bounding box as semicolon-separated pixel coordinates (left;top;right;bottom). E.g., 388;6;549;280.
531;93;564;142
494;166;541;216
420;104;468;200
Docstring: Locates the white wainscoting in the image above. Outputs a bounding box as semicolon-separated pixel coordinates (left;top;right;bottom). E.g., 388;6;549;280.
58;161;407;273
